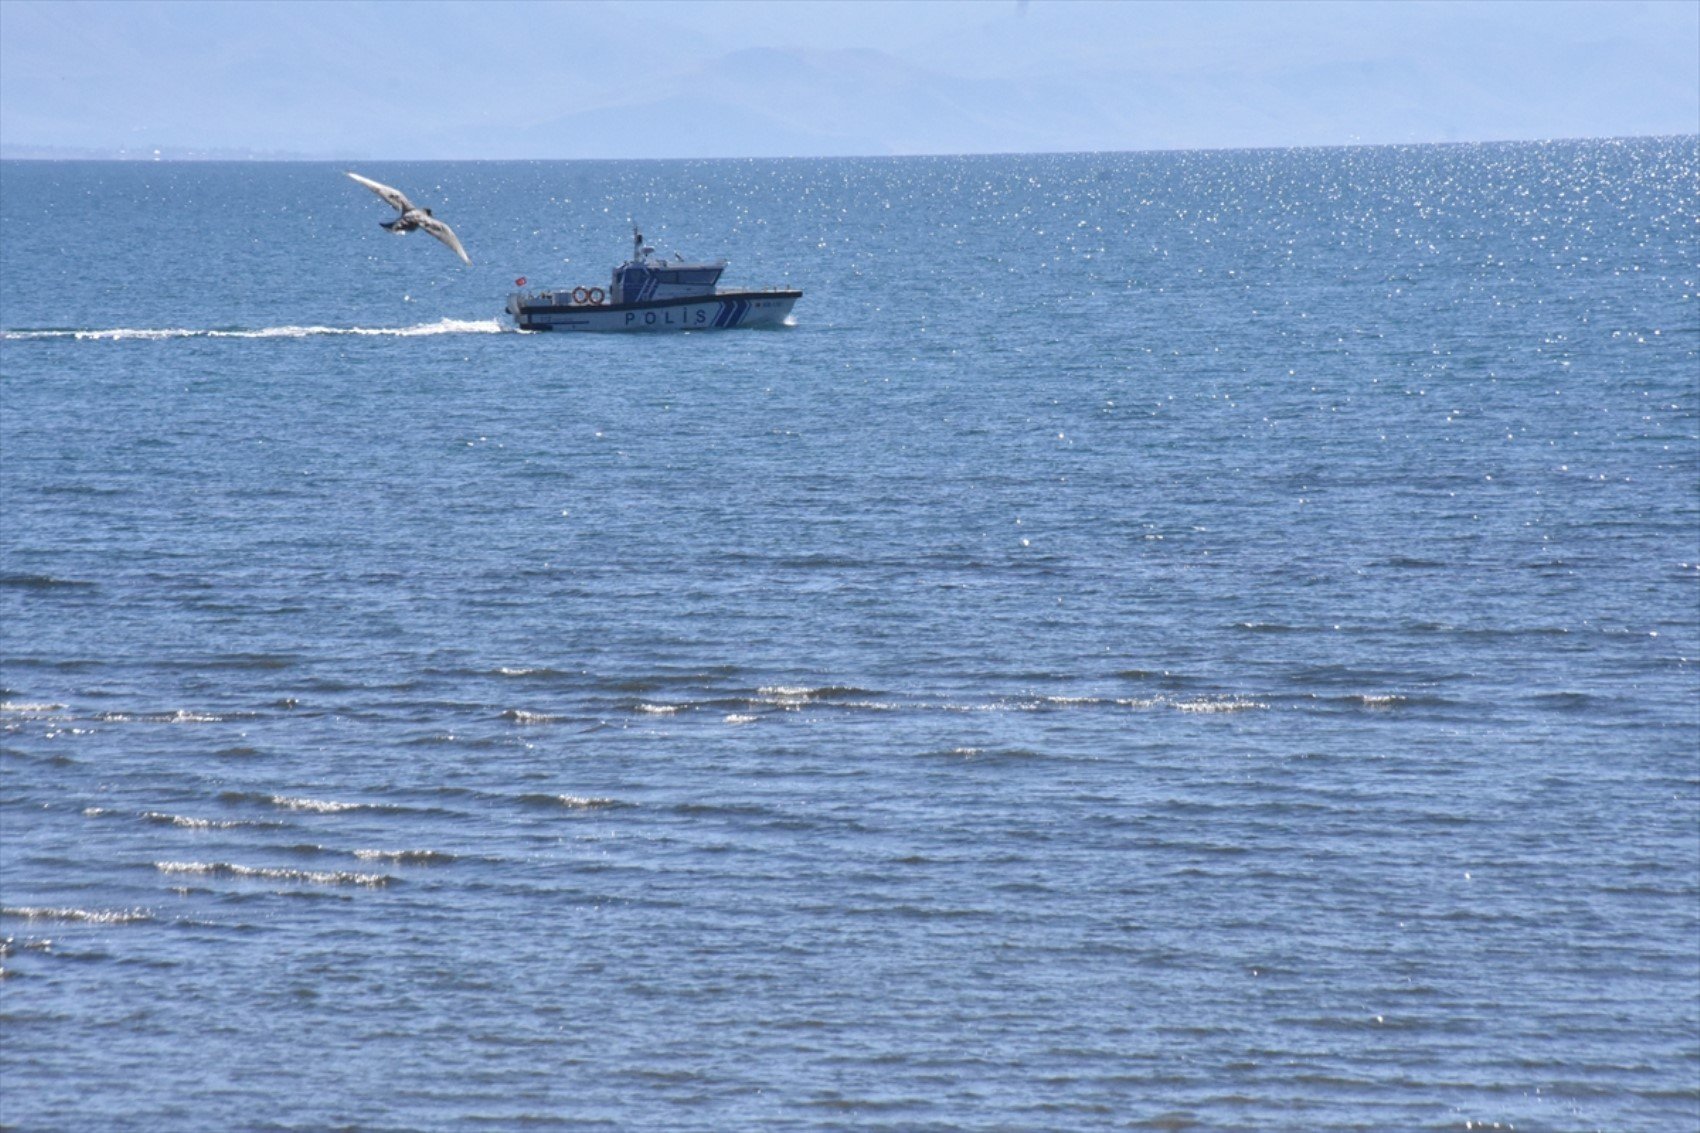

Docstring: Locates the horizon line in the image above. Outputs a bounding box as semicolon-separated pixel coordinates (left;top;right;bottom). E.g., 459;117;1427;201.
3;133;1695;165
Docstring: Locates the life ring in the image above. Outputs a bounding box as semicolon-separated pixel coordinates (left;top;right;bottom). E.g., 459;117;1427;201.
571;286;590;305
588;287;606;305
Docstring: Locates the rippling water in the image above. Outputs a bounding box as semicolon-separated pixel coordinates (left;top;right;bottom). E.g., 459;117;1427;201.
3;140;1697;1131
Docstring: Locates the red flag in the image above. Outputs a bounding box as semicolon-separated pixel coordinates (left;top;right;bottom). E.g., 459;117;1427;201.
514;276;527;287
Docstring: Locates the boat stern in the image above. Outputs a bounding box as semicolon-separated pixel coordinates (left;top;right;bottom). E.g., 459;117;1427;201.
506;290;537;330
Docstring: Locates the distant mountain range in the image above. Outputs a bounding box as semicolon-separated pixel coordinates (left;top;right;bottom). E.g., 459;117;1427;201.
3;0;1695;160
0;144;340;161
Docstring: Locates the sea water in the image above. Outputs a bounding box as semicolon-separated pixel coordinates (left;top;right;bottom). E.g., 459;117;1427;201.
1;140;1696;1131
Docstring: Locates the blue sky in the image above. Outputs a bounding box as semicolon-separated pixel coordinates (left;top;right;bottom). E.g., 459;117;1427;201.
2;0;1696;158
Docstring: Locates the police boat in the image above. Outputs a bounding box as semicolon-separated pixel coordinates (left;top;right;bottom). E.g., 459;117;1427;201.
506;229;802;332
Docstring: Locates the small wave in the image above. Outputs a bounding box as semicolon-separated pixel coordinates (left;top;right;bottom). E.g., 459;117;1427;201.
1409;621;1572;638
1351;694;1407;709
1305;691;1453;711
96;804;282;829
755;685;876;702
2;318;508;341
352;848;458;865
154;861;391;887
95;709;226;724
928;699;1027;714
502;709;566;725
0;572;97;591
3;905;152;924
1114;669;1200;689
1169;697;1268;713
671;801;771;818
141;811;246;829
270;795;366;814
633;702;683;715
1041;695;1111;708
217;791;370;814
724;713;760;725
1529;691;1595;710
1;701;68;714
518;793;624;810
493;666;580;680
1113;696;1164;709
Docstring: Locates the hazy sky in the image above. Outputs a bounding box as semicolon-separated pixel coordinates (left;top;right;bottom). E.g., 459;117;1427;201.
2;0;1696;158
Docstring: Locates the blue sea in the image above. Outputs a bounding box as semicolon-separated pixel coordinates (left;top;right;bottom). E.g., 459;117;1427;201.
2;139;1696;1131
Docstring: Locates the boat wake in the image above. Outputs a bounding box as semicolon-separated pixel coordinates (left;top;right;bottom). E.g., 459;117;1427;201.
2;318;509;341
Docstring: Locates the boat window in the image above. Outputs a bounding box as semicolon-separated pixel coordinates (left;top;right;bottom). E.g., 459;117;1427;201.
653;269;721;286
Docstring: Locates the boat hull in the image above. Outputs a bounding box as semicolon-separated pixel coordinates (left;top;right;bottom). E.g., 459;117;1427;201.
508;290;800;332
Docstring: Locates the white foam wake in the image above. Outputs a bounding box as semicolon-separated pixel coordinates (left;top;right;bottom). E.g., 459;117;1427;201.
2;318;508;341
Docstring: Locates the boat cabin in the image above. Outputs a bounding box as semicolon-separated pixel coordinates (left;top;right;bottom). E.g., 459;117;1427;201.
610;229;726;305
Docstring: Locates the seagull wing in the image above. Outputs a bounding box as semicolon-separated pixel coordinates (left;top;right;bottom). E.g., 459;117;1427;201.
346;171;414;214
417;213;472;265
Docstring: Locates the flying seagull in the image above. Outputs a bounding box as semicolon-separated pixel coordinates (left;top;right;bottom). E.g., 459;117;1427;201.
346;171;471;266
